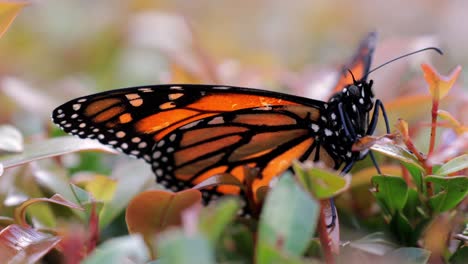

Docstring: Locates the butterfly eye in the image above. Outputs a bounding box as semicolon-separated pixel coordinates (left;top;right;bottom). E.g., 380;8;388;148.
347;85;360;97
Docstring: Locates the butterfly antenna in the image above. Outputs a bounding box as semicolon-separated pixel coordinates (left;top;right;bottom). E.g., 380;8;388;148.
347;69;357;83
364;47;443;78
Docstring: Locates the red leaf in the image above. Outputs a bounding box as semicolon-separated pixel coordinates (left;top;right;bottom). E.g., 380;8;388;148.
0;224;60;263
125;189;202;237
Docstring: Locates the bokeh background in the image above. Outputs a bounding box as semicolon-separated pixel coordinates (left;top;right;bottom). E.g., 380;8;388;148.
0;0;466;256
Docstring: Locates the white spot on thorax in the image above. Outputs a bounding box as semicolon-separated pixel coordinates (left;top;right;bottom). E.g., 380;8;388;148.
311;124;320;132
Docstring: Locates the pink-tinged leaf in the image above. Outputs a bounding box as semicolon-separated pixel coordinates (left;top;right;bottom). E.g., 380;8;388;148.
0;0;28;39
437;110;468;135
14;194;83;227
352;135;393;152
421;64;461;101
56;223;87;263
0;125;23;154
428;133;468;165
125;189;202;240
0;136;117;171
370;139;424;172
0;224;60;263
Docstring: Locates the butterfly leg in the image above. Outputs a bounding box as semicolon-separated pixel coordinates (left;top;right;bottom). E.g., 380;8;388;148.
369;151;382;174
338;102;357;140
366;99;390;135
366;99;389;174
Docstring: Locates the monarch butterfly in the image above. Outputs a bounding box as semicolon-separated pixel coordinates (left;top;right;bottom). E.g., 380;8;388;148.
52;32;384;209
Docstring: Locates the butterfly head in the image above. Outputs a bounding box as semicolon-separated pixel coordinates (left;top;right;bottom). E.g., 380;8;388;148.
342;79;375;112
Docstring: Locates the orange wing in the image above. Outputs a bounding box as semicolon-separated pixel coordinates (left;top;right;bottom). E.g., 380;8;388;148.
331;32;377;94
150;105;334;203
52;85;328;204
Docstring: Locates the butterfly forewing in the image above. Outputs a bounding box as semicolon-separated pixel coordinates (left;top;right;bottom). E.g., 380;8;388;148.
52;85;324;160
331;32;376;93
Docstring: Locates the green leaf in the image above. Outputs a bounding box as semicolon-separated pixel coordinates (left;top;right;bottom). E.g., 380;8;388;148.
217;223;255;263
293;162;350;199
402;162;425;192
371;176;409;214
349;232;398;256
257;172;319;262
434;154;468;175
450;246;468;264
426;175;468;212
70;183;93;204
256;243;307;264
82;235;149;264
157;230;215;264
390;211;415;246
403;188;422;220
199;198;240;245
384;247;431;264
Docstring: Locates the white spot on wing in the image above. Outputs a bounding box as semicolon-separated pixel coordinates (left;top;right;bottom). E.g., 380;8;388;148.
157;140;165;147
153;151;161;159
208;117;224;125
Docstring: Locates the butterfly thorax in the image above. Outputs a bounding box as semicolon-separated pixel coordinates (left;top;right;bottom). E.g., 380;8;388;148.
318;80;375;165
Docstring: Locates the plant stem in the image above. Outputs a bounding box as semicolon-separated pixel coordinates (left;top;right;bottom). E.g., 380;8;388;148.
318;200;335;264
426;98;440;196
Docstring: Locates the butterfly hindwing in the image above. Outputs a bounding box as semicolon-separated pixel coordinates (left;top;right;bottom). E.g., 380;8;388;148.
150;105;328;200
